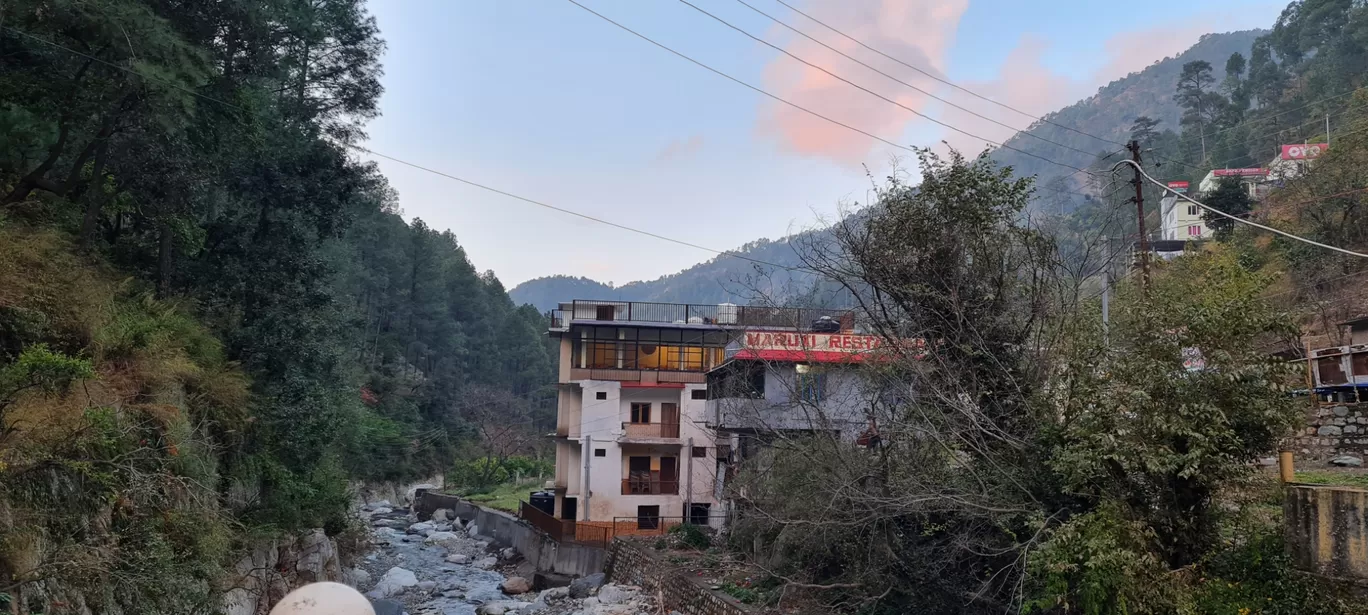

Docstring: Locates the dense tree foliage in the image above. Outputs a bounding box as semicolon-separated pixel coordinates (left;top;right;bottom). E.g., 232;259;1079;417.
0;0;552;552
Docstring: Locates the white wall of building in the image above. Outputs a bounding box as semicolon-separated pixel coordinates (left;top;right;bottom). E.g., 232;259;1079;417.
1160;195;1210;241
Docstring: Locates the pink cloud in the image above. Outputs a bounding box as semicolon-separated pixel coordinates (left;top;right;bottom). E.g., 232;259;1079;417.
754;2;1281;166
757;0;970;166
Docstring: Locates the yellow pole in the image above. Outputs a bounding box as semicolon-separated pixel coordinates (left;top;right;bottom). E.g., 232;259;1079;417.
1280;450;1295;484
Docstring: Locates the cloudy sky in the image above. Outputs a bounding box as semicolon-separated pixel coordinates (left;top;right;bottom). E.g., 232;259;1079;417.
360;0;1282;286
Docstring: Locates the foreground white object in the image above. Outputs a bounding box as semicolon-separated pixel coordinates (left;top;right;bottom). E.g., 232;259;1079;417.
269;582;375;615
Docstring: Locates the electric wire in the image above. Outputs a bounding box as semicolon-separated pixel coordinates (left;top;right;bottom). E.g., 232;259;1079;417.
1113;159;1368;258
562;0;1096;176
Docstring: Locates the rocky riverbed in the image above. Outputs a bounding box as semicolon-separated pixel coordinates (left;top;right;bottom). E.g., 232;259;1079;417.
354;501;666;615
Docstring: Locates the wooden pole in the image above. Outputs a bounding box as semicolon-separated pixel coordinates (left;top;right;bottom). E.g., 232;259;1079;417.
1280;450;1295;483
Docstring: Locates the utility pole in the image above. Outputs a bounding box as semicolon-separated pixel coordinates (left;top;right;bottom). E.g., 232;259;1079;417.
1127;140;1150;288
1326;113;1332;146
1101;235;1110;346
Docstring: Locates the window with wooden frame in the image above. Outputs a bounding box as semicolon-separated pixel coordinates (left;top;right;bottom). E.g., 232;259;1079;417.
630;402;652;424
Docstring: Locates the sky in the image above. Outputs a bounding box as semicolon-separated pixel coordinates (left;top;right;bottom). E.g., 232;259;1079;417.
360;0;1284;287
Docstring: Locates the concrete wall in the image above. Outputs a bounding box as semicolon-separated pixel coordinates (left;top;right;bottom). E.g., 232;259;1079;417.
1286;484;1368;580
711;364;874;437
414;491;605;578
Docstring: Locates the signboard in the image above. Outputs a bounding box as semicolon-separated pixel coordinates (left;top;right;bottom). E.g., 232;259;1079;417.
1167;181;1189;193
744;331;884;352
1182;347;1206;372
737;331;925;363
1280;143;1328;160
1212;168;1268;177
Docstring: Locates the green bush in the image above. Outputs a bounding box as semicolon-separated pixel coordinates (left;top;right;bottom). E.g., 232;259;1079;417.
669;522;711;550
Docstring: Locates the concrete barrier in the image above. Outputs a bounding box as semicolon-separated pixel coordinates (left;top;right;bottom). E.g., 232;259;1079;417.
414;491;605;578
1286;484;1368;580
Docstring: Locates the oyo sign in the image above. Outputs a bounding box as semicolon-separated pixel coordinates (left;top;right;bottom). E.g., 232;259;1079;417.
1280;144;1328;160
1167;181;1189;193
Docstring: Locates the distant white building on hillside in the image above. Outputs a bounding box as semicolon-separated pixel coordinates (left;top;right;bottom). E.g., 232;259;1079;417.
1160;194;1209;241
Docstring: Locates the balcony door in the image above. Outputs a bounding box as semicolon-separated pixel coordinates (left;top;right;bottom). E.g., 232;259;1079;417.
659;456;677;493
661;403;680;438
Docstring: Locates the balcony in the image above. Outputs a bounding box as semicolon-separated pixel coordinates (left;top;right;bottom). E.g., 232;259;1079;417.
621;478;679;495
621;421;680;440
549;300;852;330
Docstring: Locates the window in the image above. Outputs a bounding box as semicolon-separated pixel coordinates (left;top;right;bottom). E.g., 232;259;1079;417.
691;389;707;400
630;402;652;424
637;505;661;530
1188;225;1202;237
796;364;826;403
689;503;712;526
692;447;707;458
596;391;607;400
594;448;606;457
1187;204;1198;216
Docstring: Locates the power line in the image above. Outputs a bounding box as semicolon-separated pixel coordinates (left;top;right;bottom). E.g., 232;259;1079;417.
563;0;1094;176
760;0;1124;149
2;24;811;275
1113;159;1368;258
688;0;1103;160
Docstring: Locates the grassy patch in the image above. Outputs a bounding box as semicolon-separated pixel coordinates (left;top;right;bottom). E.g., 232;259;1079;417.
1294;471;1368;488
460;478;544;513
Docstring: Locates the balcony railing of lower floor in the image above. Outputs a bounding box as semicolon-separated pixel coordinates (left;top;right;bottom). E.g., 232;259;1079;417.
621;478;679;495
621;421;680;439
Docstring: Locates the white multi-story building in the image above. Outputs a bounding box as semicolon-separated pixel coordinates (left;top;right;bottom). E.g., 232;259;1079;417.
1160;194;1210;241
545;300;849;531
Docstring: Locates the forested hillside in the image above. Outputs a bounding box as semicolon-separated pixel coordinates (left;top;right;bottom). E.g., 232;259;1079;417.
0;1;551;610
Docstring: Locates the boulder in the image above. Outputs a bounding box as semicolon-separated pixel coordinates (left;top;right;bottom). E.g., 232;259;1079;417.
476;601;533;615
407;522;435;535
348;567;371;587
1332;455;1364;467
404;483;439;504
502;576;533;595
368;567;418;598
538;586;570;601
417;580;437;592
500;547;518;561
432;509;452;522
369;506;394;516
466;524;481;537
569;573;606;599
425;531;463;549
596;584;633;605
368;598;405;615
446;554;470;565
476;556;498;569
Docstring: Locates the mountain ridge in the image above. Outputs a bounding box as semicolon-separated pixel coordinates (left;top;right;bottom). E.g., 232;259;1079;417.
510;29;1265;312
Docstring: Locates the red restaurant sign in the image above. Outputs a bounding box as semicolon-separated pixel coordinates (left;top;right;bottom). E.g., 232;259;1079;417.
1280;143;1328;160
1167;181;1189;193
1211;168;1268;177
736;331;924;363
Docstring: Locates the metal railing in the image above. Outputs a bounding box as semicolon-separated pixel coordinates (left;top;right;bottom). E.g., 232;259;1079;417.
519;501;611;548
621;478;679;495
610;513;732;536
621;421;680;439
551;300;853;329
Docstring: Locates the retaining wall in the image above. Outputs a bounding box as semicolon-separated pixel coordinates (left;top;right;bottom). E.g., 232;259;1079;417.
1286;484;1368;580
606;539;748;615
1294;402;1368;464
413;491;605;578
